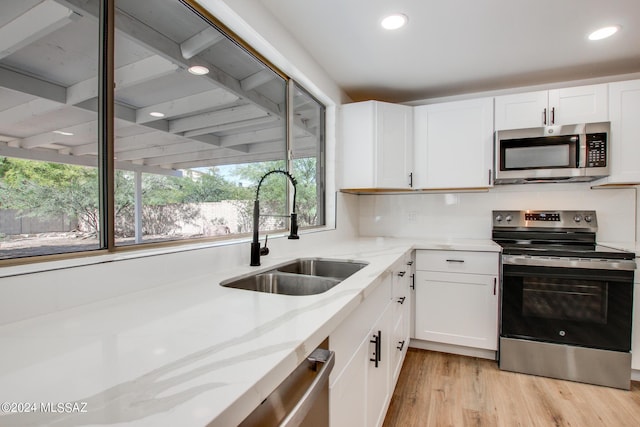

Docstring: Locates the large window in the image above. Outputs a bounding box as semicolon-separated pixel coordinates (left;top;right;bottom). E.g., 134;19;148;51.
0;0;100;259
0;0;325;261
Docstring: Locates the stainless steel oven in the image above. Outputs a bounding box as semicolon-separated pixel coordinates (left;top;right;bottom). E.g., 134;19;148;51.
493;210;636;389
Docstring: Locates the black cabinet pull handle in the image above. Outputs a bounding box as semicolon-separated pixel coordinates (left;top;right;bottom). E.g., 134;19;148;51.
407;260;413;266
397;296;406;304
543;107;547;125
493;277;497;295
551;107;555;124
410;274;415;290
397;271;406;277
445;259;465;263
397;340;405;351
409;172;413;188
370;330;381;367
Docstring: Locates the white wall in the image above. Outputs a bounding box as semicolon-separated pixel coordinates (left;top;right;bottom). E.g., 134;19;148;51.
637;185;640;244
358;183;637;244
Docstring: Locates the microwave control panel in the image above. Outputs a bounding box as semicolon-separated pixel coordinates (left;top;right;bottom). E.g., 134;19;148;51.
586;133;607;168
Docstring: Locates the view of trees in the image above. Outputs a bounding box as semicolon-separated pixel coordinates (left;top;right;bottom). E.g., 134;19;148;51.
0;156;319;243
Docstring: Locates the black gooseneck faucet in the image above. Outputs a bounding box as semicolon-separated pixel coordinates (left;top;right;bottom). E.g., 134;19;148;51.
250;170;299;266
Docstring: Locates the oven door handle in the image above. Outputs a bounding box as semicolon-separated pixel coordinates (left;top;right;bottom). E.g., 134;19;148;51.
502;254;637;271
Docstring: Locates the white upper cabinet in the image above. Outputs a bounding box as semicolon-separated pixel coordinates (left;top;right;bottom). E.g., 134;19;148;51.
341;101;414;189
414;97;494;189
595;79;640;185
494;84;608;130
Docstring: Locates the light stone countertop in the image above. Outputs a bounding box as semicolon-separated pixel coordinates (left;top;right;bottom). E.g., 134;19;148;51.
598;241;640;257
0;237;500;427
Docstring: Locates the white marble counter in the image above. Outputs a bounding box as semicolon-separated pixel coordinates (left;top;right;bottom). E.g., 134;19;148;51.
599;241;640;257
0;237;498;427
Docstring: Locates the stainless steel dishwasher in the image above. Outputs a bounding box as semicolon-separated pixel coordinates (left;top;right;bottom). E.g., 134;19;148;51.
239;341;334;427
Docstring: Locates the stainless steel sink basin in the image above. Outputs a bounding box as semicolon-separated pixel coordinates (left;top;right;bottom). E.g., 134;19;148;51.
222;272;342;296
275;258;368;280
221;258;368;296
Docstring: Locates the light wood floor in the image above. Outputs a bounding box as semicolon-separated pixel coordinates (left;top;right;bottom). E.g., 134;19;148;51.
383;348;640;427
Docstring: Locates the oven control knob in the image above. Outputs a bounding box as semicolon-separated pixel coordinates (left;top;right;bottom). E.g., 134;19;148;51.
584;215;593;223
573;215;582;223
505;215;512;222
559;330;566;337
495;214;503;222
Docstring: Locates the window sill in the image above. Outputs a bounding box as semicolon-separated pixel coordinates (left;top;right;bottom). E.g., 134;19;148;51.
0;226;333;279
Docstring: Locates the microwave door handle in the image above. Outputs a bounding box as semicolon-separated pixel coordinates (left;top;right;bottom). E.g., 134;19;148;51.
578;136;587;168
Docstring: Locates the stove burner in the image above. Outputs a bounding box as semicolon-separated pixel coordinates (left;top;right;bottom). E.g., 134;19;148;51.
492;210;635;261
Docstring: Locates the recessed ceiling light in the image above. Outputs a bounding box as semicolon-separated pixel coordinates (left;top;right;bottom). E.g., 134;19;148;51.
381;14;408;30
53;130;74;136
188;65;210;75
588;25;620;41
149;111;165;118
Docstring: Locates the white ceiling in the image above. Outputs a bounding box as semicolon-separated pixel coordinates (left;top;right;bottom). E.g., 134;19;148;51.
258;0;640;102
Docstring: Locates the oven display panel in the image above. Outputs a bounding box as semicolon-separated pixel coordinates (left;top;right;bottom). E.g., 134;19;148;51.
524;212;560;221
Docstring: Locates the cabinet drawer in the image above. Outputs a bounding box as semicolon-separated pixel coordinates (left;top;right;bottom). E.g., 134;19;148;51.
416;250;498;275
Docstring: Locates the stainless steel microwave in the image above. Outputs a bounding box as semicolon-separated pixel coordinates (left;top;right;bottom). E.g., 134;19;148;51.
494;122;610;184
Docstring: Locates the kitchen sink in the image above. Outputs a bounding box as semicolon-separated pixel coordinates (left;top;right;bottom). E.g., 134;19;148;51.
275;258;368;280
221;258;368;296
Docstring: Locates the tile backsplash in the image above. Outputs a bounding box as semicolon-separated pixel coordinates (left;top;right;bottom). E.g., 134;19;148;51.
358;183;637;243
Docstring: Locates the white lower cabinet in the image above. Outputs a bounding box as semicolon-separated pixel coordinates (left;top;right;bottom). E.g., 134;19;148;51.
329;331;368;426
329;253;412;427
366;304;392;427
390;253;413;384
414;250;499;352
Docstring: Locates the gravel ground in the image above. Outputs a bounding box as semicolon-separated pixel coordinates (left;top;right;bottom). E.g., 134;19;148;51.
0;232;100;259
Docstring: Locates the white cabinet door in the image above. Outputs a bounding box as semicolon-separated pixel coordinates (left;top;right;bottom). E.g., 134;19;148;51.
366;302;392;427
329;275;393;427
494;90;548;130
494;84;608;130
341;101;413;189
549;84;608;126
597;79;640;184
414;270;499;350
329;334;368;427
376;102;414;188
414;97;494;189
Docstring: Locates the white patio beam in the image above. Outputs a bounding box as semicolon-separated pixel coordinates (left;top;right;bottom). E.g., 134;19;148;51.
0;141;180;176
0;98;62;127
180;27;225;59
66;55;181;105
0;66;66;103
218;127;284;148
168;104;268;134
142;145;255;167
135;88;238;124
182;116;277;138
115;138;218;162
171;151;283;169
0;0;81;60
240;69;276;91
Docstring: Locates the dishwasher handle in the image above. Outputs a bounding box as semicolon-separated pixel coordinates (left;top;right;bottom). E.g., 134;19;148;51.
280;348;335;427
